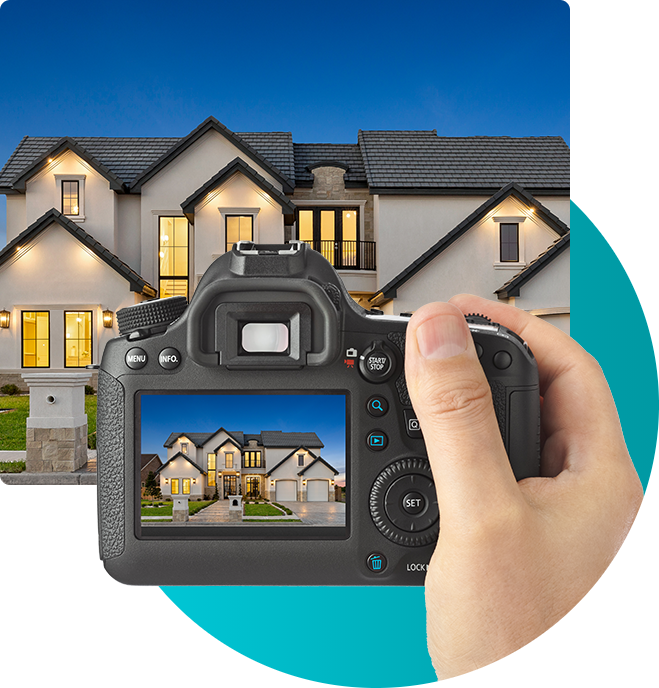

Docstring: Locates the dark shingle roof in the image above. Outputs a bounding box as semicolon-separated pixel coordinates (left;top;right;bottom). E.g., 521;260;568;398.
162;429;323;449
141;454;162;470
358;130;569;192
293;143;367;186
0;123;570;194
155;451;207;476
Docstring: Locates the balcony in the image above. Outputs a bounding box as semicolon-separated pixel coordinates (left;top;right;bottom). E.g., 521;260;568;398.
298;240;376;271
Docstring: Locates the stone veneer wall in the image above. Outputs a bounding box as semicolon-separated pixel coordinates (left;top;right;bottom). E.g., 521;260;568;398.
26;424;88;472
290;167;373;241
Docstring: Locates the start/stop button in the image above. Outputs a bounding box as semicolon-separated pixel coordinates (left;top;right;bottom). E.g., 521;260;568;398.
358;341;396;383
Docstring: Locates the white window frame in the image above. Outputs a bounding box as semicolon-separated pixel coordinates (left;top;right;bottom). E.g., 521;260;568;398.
218;207;261;252
55;175;86;222
492;216;526;269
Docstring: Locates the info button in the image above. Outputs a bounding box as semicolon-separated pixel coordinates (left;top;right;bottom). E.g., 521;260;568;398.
158;347;181;370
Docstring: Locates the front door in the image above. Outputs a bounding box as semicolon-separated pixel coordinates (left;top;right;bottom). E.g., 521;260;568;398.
223;475;237;498
245;476;260;499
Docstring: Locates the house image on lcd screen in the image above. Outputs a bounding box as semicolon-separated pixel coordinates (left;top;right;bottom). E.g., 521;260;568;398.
156;427;339;502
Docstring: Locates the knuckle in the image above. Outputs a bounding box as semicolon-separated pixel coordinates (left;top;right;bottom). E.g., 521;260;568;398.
416;376;492;423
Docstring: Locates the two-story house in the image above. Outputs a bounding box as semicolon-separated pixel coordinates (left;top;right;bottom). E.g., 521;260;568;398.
155;427;337;502
0;117;569;390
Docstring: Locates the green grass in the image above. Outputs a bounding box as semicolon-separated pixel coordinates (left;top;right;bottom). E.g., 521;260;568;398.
140;500;215;517
244;503;284;516
0;395;97;451
244;519;301;523
0;460;26;473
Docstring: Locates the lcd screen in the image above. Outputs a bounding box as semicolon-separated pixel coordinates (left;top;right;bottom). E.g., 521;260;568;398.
138;393;347;537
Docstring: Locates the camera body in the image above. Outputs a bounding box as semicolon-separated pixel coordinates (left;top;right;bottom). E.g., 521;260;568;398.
97;242;540;586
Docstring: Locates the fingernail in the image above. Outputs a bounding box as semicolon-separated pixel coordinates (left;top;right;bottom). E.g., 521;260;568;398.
416;314;468;360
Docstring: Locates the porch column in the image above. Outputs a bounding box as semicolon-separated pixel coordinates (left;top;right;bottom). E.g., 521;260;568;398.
22;371;91;472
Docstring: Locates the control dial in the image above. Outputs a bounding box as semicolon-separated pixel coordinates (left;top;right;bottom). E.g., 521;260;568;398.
117;296;188;337
369;458;439;547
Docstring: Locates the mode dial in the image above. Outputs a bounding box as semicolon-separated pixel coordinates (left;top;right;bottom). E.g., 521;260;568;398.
117;296;187;337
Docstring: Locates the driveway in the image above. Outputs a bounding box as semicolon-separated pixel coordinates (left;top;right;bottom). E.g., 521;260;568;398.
279;501;346;526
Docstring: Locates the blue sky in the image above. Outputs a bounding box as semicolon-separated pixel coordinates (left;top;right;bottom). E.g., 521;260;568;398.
141;393;347;472
0;0;568;244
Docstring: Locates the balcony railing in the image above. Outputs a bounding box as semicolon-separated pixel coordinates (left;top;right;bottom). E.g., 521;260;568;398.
297;240;376;271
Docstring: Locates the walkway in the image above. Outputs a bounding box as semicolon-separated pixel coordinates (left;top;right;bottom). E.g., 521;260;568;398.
189;500;233;523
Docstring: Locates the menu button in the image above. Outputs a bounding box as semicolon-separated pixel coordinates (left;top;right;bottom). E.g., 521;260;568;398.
125;348;147;370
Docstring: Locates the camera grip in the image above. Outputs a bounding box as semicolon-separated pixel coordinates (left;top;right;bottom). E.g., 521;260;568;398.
97;369;125;561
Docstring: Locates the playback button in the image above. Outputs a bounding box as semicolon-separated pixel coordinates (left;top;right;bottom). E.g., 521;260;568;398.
366;431;388;451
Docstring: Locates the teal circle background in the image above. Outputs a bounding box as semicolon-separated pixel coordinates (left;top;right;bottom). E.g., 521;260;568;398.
162;201;658;687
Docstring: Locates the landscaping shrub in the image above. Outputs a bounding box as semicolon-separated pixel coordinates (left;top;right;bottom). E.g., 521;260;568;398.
1;384;20;396
85;384;95;395
87;432;96;450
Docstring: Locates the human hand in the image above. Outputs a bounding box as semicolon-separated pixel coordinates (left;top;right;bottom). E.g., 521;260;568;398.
405;295;643;679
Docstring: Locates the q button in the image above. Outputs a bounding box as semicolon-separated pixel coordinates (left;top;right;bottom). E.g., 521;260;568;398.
366;395;389;418
159;347;181;370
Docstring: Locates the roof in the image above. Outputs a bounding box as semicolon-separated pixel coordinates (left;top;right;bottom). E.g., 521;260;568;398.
0;208;156;296
358;130;569;193
370;183;570;305
265;447;319;477
162;429;323;449
155;451;207;476
0;121;570;195
140;454;162;471
298;456;339;476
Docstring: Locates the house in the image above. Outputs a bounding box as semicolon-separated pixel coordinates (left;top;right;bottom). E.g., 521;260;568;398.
0;117;570;390
154;428;338;502
140;453;162;494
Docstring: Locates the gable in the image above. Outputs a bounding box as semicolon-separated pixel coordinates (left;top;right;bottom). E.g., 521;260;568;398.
0;209;155;298
370;183;569;306
130;117;293;193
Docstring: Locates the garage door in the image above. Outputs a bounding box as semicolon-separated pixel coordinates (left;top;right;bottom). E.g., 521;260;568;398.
276;480;297;501
307;480;329;502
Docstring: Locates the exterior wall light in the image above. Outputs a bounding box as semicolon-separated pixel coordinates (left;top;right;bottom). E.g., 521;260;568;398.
302;480;307;486
0;310;10;328
102;309;114;328
164;478;169;484
193;478;197;484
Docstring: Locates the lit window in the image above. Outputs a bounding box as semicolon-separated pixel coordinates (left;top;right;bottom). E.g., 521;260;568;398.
298;454;305;467
243;451;262;468
207;453;216;487
182;478;191;495
296;207;361;268
245;476;260;499
64;311;92;367
171;478;180;495
225;452;234;469
159;217;189;299
180;442;188;454
62;180;80;216
226;215;253;252
22;311;49;368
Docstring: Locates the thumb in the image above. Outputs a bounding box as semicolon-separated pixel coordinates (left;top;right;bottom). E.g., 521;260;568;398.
405;302;521;522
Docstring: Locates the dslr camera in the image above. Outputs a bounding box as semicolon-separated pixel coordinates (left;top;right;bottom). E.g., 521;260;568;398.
97;242;540;585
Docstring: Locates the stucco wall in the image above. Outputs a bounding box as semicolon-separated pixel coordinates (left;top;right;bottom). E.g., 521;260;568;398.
6;195;26;242
268;448;314;478
513;248;570;312
115;194;141;269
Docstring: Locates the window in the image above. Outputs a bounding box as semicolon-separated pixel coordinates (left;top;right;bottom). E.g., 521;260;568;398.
171;478;180;495
207;453;216;487
159;217;189;299
182;478;191;495
243;450;262;468
64;311;92;367
180;442;188;454
226;215;253;252
298;454;305;467
297;207;361;268
62;180;80;216
22;311;50;368
500;223;519;262
225;452;234;469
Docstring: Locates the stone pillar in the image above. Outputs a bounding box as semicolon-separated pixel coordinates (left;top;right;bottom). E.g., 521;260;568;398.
22;372;91;473
172;496;189;522
228;495;243;522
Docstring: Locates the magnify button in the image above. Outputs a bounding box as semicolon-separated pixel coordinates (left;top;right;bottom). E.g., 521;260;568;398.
366;395;389;418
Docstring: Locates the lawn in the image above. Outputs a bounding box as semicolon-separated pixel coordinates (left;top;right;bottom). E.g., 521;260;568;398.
141;500;215;518
0;395;97;451
244;503;285;516
0;460;26;473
